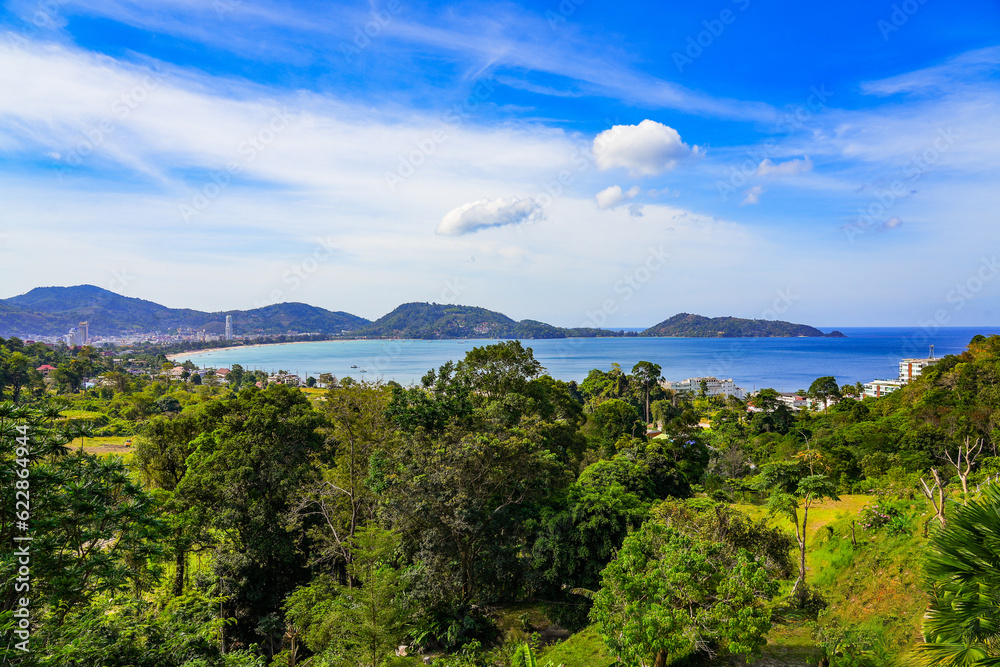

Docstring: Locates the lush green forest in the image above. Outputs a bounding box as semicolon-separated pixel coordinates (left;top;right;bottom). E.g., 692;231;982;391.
349;303;632;339
3;334;1000;666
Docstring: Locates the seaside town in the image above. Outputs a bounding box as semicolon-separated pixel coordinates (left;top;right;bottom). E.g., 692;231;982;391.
22;315;247;348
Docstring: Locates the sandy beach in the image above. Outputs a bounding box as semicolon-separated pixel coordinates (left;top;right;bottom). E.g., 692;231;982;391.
165;339;339;362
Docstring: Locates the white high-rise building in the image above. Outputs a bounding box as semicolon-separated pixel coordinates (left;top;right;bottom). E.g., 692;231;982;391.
865;379;905;398
225;315;233;341
78;321;89;344
65;326;83;346
661;376;745;399
899;347;938;383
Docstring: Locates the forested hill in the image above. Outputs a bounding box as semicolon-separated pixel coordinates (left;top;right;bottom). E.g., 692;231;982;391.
358;302;577;339
642;313;845;337
0;285;370;336
1;287;841;340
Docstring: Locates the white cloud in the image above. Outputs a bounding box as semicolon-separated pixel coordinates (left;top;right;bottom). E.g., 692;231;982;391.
593;120;696;176
756;157;812;177
883;216;903;230
436;197;543;235
595;185;640;210
741;185;764;205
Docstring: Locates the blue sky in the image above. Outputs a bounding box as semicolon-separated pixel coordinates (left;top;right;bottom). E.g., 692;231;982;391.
1;0;999;327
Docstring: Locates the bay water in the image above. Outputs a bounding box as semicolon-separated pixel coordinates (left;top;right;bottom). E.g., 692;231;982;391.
174;327;1000;393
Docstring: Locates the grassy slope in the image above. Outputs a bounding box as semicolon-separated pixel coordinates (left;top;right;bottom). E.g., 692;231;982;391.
806;498;928;660
738;495;927;665
540;496;929;667
539;625;616;667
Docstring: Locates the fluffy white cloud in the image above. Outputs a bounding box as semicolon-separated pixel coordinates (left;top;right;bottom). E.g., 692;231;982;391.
436;197;544;235
595;184;640;210
756;157;812;177
741;185;764;205
593;120;696;176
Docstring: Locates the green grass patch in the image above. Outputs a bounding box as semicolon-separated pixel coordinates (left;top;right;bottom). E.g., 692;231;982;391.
71;435;131;447
731;494;875;541
492;602;558;640
539;625;616;667
748;618;823;666
59;409;106;420
68;436;135;463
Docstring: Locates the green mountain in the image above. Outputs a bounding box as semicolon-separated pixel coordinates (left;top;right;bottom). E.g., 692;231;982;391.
641;313;845;338
358;302;573;339
0;285;370;337
0;288;843;341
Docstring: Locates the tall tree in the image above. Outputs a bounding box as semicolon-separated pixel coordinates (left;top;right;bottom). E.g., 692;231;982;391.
808;376;842;413
455;340;543;401
631;361;662;424
759;459;839;602
175;384;325;653
584;398;645;455
284;526;410;667
134;412;211;596
386;425;563;607
591;519;777;667
291;381;393;579
0;350;32;403
32;452;165;624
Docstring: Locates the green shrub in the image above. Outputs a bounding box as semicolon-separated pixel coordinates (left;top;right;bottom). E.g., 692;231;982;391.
858;501;899;532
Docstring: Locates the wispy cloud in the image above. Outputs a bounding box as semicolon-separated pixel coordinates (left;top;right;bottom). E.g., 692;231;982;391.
436;197;544;235
595;185;639;210
757;157;812;177
741;185;764;205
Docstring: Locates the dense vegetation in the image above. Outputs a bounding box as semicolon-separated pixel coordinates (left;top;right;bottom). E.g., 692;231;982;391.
358;303;570;339
329;303;635;339
3;334;1000;666
641;312;845;337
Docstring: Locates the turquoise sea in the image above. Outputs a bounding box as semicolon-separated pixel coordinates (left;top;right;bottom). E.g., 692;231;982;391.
174;327;1000;393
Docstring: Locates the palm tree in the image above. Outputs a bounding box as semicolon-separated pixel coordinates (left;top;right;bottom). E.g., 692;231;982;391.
921;483;1000;664
66;421;95;451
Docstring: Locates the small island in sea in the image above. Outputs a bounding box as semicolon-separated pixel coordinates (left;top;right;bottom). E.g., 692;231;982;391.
643;313;846;338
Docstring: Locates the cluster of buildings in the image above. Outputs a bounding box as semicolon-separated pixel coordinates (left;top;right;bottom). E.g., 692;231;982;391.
863;347;939;398
165;365;307;387
661;376;745;400
18;315;240;347
657;346;941;413
62;321;90;346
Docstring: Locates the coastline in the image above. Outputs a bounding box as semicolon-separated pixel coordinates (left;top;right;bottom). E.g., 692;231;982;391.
165;331;851;362
166;339;337;361
153;328;997;390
